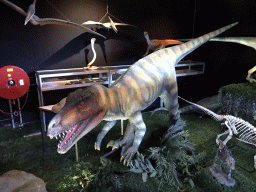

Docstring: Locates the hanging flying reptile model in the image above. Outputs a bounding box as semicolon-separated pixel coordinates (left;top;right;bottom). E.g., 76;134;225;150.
82;16;136;33
82;5;136;33
0;0;106;39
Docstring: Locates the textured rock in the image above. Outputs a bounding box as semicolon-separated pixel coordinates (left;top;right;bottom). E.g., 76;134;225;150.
221;93;256;126
0;170;47;192
219;83;256;127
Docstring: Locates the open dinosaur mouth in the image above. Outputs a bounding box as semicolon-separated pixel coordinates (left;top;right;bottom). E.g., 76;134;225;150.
57;121;85;153
48;120;87;154
49;109;105;154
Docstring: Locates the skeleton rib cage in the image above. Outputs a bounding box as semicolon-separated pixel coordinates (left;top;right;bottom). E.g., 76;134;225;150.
178;96;256;146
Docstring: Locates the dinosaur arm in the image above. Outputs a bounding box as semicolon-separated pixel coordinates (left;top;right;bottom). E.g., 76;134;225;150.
95;121;117;150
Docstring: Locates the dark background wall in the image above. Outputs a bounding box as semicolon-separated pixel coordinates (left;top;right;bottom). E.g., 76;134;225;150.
0;0;256;123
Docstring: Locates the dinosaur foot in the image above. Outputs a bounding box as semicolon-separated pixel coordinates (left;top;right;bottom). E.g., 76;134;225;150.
94;142;101;151
246;76;256;83
107;136;136;166
120;145;139;166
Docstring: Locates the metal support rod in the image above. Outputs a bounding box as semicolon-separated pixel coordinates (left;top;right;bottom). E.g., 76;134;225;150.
75;143;79;162
121;120;123;135
8;99;15;129
17;98;23;127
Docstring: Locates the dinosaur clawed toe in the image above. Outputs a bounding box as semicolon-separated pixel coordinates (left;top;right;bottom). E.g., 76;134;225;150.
121;145;138;166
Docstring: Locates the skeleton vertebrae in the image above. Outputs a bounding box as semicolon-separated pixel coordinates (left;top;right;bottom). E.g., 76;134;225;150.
178;96;256;146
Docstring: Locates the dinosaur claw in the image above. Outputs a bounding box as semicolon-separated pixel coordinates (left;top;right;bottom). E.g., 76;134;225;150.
94;142;100;151
106;140;115;148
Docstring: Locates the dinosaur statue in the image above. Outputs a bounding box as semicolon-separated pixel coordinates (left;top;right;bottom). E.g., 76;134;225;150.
47;22;238;165
143;31;183;56
151;95;222;116
210;37;256;82
179;36;256;82
178;96;256;168
0;0;106;39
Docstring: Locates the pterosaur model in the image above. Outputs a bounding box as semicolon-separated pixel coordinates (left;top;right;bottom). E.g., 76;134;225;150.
0;0;106;39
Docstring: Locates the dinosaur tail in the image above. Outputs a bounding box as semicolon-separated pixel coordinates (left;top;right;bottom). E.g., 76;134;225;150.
178;96;224;121
210;37;256;48
179;104;196;114
166;22;238;64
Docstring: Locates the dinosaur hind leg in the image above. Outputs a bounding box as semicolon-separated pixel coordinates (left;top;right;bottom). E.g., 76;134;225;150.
161;80;180;125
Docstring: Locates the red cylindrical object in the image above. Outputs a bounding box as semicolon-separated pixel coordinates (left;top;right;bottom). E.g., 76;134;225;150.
0;66;30;99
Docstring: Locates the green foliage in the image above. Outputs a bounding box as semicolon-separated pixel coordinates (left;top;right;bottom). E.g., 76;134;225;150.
89;160;129;191
57;161;96;191
129;151;157;182
218;82;256;103
129;130;206;191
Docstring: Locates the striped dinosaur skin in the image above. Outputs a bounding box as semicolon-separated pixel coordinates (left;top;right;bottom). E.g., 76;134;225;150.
47;22;238;165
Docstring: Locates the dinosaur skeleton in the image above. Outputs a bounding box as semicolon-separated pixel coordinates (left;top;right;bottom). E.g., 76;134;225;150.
178;96;256;168
0;0;106;39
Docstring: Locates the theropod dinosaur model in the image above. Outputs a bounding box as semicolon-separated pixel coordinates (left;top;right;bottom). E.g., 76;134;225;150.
210;37;256;82
143;31;183;56
47;22;238;165
179;36;256;82
0;0;106;39
178;96;256;168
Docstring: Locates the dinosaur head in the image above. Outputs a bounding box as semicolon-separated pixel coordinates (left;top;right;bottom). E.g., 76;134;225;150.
47;85;107;154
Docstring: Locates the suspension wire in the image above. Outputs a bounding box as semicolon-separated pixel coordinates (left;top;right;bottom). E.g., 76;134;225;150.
45;0;70;22
99;0;125;24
